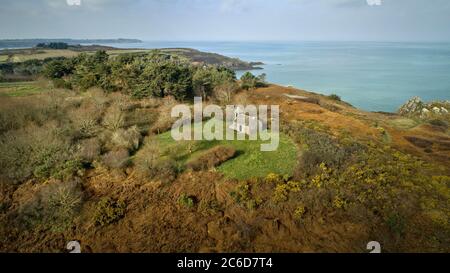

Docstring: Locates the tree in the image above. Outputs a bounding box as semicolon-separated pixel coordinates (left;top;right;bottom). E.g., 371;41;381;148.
193;68;213;99
43;59;74;79
213;81;239;104
240;72;257;90
136;61;193;100
240;72;267;90
36;42;69;50
71;51;111;91
256;73;267;87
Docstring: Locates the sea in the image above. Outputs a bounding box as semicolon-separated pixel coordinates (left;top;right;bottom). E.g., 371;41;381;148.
7;41;450;112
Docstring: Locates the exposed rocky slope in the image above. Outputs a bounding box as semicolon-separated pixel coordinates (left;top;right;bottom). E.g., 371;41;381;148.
398;96;449;119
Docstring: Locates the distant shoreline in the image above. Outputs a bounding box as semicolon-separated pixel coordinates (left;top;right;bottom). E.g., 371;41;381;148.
0;38;142;49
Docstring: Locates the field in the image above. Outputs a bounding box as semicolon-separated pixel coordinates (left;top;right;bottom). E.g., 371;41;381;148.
0;48;153;64
0;49;79;63
106;49;153;56
0;81;49;97
156;120;298;180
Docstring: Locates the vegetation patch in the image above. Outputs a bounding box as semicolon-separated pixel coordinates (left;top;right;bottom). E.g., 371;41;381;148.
18;180;83;232
94;197;127;227
186;145;236;171
388;118;420;130
0;81;48;97
156;121;298;180
404;136;433;149
178;194;196;208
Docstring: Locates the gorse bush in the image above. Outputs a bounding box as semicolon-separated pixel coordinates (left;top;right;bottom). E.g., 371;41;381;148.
229;182;262;210
328;94;342;101
178;194;196;208
94;197;126;227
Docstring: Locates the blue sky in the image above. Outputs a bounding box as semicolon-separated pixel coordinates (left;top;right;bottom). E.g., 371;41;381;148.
1;0;450;42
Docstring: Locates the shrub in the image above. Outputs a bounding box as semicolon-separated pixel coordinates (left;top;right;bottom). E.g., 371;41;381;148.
240;72;267;90
328;94;341;101
319;102;340;112
102;104;125;131
149;97;179;134
287;126;363;179
230;182;251;204
0;96;64;134
102;149;130;169
134;139;179;181
52;78;72;89
229;182;261;210
68;100;104;139
404;136;433;149
385;213;406;237
265;173;281;183
110;126;141;151
40;180;83;231
178;194;196;208
124;108;158;130
78;138;101;163
293;206;306;221
213;81;239;104
332;196;347;209
186;146;236;171
273;184;290;203
428;119;448;129
265;173;290;184
94;197;126;226
0;124;82;183
18;180;83;232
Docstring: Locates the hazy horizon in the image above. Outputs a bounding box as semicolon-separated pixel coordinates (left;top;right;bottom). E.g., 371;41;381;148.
1;0;450;42
3;38;450;44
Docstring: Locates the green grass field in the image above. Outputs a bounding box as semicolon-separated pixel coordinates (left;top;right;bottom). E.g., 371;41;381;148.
0;81;48;97
156;120;298;180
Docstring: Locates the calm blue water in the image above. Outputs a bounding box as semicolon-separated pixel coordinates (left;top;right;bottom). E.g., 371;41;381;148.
13;41;450;112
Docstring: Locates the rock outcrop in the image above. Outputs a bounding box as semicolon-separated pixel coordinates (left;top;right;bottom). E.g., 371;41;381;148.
398;96;450;119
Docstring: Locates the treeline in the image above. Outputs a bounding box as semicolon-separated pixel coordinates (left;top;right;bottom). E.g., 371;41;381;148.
36;42;69;49
43;50;267;101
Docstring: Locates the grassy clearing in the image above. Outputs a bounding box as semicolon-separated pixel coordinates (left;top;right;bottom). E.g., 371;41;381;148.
388;118;420;130
0;81;48;97
0;55;9;63
156;120;298;180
